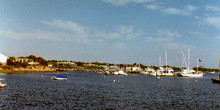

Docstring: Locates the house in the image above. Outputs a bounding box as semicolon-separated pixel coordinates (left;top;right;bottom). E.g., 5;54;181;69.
125;66;141;73
48;60;76;68
15;57;39;66
0;53;8;64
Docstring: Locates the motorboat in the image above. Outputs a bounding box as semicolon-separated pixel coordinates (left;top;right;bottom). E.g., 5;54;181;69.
113;70;128;75
145;67;157;76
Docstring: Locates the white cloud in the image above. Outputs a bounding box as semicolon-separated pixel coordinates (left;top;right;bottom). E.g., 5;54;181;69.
0;19;142;45
145;29;180;42
146;36;174;42
205;5;220;12
158;30;180;38
41;19;89;38
0;29;61;40
102;0;154;6
162;5;198;16
145;4;198;16
145;4;162;10
203;16;220;28
116;25;142;40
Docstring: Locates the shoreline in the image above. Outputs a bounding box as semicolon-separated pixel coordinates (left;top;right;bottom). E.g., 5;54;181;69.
0;68;60;74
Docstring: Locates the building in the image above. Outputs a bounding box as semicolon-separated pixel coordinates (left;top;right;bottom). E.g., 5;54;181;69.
0;53;8;64
15;57;39;66
125;66;141;73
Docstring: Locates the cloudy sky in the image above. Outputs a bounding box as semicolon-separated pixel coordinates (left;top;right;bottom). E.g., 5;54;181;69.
0;0;219;68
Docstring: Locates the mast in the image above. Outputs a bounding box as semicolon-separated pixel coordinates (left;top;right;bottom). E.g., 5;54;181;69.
159;56;161;67
181;49;187;68
180;50;182;69
188;49;190;72
165;50;167;73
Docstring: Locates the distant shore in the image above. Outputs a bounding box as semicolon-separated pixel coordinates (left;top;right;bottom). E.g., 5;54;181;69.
0;68;58;74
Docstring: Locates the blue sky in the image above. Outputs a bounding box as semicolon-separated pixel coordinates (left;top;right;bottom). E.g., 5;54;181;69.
0;0;220;68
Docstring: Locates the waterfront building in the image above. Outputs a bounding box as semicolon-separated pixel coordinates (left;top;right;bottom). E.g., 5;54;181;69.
125;66;141;73
0;53;8;64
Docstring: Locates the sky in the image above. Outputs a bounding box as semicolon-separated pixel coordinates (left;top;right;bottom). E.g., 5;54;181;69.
0;0;219;68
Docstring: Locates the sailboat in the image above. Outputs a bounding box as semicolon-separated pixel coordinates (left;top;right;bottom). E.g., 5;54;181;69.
180;49;203;77
157;50;174;76
51;63;68;80
211;51;220;83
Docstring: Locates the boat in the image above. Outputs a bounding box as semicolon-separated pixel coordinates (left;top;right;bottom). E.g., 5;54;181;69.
180;49;203;77
211;51;220;83
145;67;157;76
51;75;68;80
0;78;6;88
52;63;68;80
180;69;203;77
113;70;128;75
211;77;220;83
157;50;174;76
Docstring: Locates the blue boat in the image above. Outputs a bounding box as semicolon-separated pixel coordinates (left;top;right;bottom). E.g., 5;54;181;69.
52;75;68;80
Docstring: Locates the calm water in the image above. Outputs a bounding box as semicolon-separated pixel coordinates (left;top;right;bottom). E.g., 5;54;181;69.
0;72;219;110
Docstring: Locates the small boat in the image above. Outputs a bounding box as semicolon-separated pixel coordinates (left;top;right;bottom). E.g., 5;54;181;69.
0;82;6;88
0;78;6;88
211;78;220;83
113;70;128;75
51;75;68;80
142;67;156;76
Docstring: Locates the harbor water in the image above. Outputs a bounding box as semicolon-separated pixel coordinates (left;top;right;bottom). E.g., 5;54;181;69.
0;72;219;109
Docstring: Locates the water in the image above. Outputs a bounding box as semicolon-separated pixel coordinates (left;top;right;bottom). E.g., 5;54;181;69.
0;72;219;109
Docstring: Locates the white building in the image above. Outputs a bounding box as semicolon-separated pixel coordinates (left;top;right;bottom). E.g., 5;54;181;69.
125;66;141;73
0;53;8;64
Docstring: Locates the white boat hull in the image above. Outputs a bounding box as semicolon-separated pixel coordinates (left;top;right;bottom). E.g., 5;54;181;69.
148;72;157;76
0;83;6;88
52;76;68;80
180;73;203;77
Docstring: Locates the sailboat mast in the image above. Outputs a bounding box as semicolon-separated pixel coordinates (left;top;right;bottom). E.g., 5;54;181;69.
165;50;168;73
188;49;190;71
159;56;161;67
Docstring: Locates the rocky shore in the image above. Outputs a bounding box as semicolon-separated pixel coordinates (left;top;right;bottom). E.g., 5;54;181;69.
0;67;57;74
